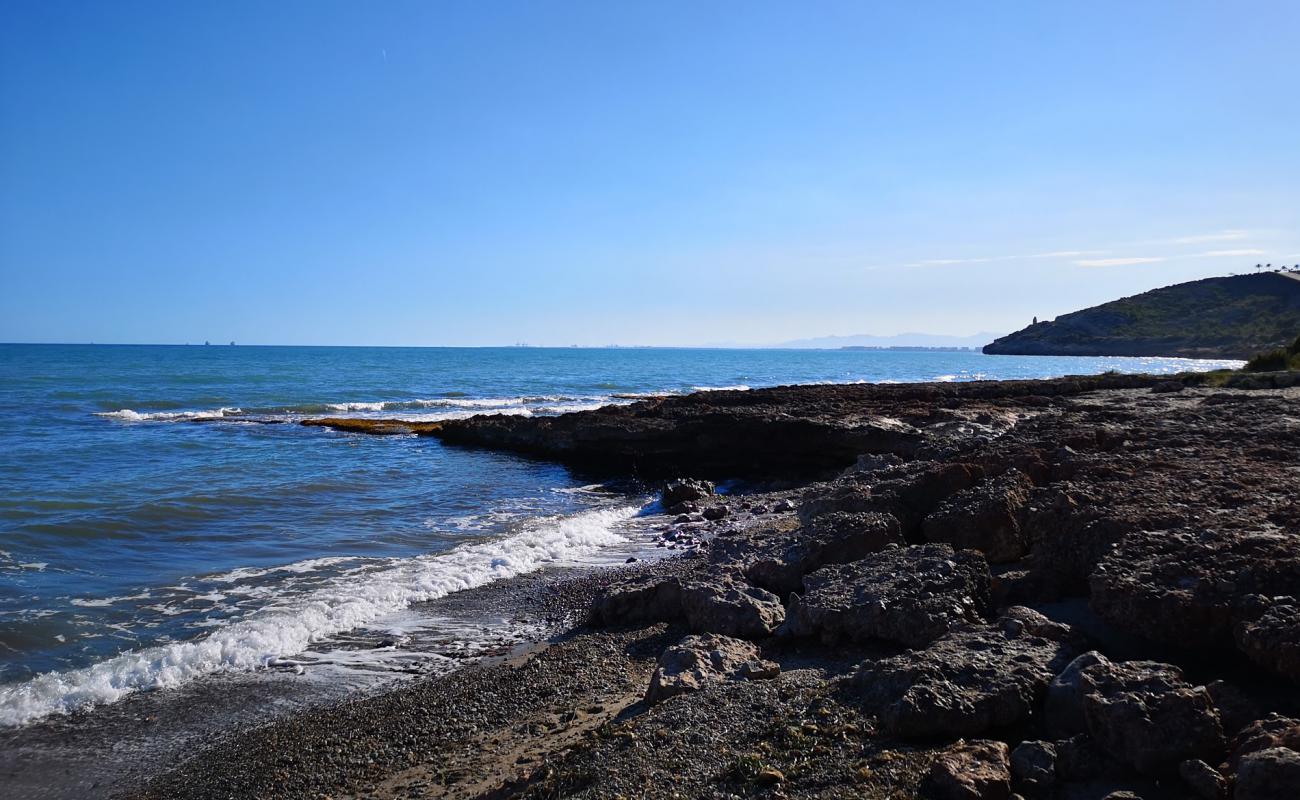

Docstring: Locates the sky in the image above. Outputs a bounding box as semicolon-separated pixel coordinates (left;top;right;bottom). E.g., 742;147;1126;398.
2;1;1298;347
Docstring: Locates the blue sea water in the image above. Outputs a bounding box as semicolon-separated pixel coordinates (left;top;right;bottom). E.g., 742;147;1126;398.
0;343;1239;726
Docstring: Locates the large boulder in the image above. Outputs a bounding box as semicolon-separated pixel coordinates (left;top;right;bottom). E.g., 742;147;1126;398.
1235;597;1300;682
1234;748;1300;800
799;462;985;535
589;576;683;626
779;544;990;648
1010;740;1057;795
925;739;1011;800
644;633;778;704
1089;529;1300;661
662;478;714;508
921;469;1035;563
851;617;1077;738
717;511;904;597
589;576;783;639
678;579;785;639
1044;651;1113;738
1078;659;1226;775
1227;715;1300;770
1226;717;1300;800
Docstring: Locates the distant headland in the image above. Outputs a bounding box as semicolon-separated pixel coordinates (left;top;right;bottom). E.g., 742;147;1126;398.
985;269;1300;359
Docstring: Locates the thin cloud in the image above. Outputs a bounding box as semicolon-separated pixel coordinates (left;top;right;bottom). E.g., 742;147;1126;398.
1166;230;1249;245
1200;249;1266;257
1074;256;1165;267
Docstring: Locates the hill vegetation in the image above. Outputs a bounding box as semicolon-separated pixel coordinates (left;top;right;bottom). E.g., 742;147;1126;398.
983;272;1300;359
1243;333;1300;372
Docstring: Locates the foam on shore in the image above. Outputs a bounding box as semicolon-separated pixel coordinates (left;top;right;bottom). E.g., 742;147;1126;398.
0;505;638;728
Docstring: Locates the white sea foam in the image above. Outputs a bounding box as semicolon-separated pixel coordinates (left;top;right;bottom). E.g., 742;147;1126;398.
0;505;637;728
690;384;751;392
96;407;242;422
207;556;362;584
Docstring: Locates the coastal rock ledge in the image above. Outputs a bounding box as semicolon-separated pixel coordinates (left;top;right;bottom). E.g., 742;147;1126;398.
130;376;1300;800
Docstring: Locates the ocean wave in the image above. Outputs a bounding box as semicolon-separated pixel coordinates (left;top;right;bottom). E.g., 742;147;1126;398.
206;556;364;584
0;505;637;728
96;407;243;422
690;384;751;392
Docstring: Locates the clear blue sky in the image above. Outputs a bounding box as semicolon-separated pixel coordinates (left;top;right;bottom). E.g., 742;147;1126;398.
2;1;1298;346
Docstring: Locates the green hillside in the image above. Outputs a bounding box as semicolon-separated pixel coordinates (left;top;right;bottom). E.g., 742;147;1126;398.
983;272;1300;359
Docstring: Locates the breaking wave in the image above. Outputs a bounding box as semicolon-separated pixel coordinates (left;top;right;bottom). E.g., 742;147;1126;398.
0;505;638;728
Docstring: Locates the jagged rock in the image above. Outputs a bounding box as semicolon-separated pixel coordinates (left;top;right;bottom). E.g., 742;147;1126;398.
1000;606;1076;642
644;633;778;704
678;579;785;639
589;576;783;639
1019;485;1136;595
1053;734;1120;782
663;479;714;507
702;504;729;521
720;511;904;597
1078;659;1226;775
1205;680;1264;736
1089;529;1300;665
589;577;683;626
1045;651;1113;738
851;618;1077;738
1010;740;1056;795
925;739;1011;800
921;469;1035;563
1227;715;1300;771
1178;758;1226;800
1234;748;1300;800
798;461;986;535
1235;597;1300;682
779;544;990;647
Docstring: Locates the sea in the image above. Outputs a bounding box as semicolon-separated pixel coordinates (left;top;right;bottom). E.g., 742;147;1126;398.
0;343;1241;731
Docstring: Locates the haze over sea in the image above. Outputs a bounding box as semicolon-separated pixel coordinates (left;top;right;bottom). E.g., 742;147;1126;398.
0;343;1239;727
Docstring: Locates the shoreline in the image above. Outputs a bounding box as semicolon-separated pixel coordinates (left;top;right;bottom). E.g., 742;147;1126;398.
8;373;1300;799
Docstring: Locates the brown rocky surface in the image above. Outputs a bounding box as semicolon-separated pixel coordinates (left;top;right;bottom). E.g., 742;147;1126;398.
644;632;779;704
925;739;1012;800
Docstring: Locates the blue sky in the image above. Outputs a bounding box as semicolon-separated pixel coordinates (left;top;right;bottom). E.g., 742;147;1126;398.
2;1;1298;346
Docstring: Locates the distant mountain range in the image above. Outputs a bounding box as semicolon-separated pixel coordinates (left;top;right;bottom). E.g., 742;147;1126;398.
772;332;1003;350
984;271;1300;359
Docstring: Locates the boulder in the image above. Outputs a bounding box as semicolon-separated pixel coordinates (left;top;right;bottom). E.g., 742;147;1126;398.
644;633;778;704
1078;659;1226;775
779;544;990;648
1089;529;1300;661
925;739;1011;800
1178;758;1225;800
662;478;714;507
589;576;784;639
1235;597;1300;682
678;579;785;639
799;461;985;534
1226;715;1300;771
1044;651;1113;738
921;469;1035;563
1010;740;1056;795
1221;718;1300;800
1053;734;1121;782
589;576;683;626
1233;748;1300;800
729;511;904;596
702;504;730;521
852;618;1077;738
